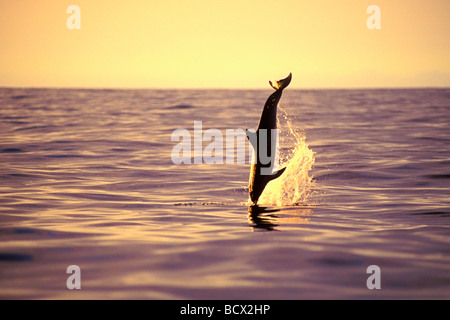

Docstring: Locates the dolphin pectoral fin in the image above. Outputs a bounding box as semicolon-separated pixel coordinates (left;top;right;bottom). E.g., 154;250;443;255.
268;167;286;182
269;73;292;90
246;129;257;150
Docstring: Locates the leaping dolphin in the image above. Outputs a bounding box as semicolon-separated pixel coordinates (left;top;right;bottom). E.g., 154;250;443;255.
246;73;292;205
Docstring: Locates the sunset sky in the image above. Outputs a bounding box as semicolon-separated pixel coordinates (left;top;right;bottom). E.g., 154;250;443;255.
0;0;449;88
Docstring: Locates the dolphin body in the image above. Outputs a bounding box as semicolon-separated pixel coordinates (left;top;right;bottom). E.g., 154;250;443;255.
246;73;292;205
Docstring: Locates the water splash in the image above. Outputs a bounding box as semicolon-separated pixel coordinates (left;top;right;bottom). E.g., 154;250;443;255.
257;106;315;206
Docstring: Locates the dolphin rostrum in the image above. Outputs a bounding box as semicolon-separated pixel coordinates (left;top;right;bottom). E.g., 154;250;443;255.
246;73;292;205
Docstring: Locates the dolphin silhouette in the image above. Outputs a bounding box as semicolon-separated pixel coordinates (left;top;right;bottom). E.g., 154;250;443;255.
246;73;292;205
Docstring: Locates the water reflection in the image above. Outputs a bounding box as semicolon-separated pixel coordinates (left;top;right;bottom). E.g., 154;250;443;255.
247;205;313;231
247;205;280;231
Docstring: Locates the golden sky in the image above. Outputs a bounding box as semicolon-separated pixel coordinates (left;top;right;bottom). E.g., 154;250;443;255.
0;0;449;88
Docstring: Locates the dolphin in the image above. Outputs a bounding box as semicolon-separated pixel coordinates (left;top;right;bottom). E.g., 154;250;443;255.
246;73;292;205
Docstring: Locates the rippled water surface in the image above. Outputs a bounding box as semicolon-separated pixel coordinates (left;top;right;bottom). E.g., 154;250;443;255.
0;88;449;299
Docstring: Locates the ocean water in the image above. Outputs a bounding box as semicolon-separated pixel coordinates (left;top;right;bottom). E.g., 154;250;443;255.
0;87;449;299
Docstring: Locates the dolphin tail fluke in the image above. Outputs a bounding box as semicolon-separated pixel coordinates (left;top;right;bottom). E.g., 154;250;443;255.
268;166;286;182
269;73;292;90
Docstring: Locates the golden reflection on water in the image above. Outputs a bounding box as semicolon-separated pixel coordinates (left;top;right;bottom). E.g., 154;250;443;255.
247;205;312;231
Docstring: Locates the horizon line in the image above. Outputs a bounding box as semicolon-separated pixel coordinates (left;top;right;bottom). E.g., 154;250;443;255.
1;85;449;91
